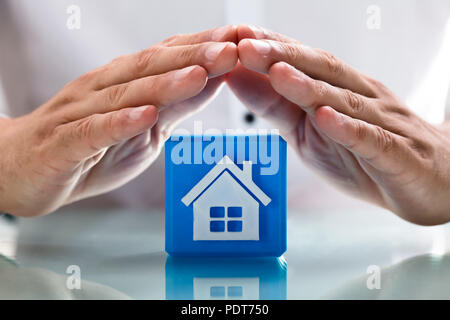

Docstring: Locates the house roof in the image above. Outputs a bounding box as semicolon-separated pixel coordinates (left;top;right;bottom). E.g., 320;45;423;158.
181;156;271;207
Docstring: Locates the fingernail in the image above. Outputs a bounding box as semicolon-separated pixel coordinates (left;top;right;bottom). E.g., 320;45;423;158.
212;25;230;41
205;42;228;61
128;106;148;121
173;65;196;80
249;39;271;55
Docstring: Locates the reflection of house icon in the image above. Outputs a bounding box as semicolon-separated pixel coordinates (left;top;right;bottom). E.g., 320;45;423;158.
165;257;287;300
181;156;271;241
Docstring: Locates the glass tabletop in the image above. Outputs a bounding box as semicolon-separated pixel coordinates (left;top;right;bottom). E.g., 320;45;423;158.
1;204;450;299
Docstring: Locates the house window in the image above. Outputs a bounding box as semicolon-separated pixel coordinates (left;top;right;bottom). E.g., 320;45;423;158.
209;206;243;233
210;220;225;232
227;286;243;297
210;286;225;297
210;206;225;218
228;207;242;217
210;285;243;298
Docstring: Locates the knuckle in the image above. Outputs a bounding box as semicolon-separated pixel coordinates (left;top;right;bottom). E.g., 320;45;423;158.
177;46;195;62
74;69;98;86
313;80;328;99
104;113;122;144
161;34;181;45
105;84;128;107
308;80;328;109
375;126;394;154
320;50;345;79
136;47;159;72
144;77;158;94
73;118;98;151
284;43;303;63
384;103;412;118
102;55;126;76
366;76;390;97
54;93;76;106
44;92;77;112
353;120;366;144
74;118;93;140
139;77;161;103
343;89;364;113
64;68;102;93
408;138;434;161
110;55;123;65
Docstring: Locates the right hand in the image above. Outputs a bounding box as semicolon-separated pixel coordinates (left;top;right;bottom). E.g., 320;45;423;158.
227;25;450;225
0;26;238;217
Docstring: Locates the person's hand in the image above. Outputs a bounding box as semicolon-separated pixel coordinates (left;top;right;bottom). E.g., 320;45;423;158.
227;25;450;225
0;26;238;217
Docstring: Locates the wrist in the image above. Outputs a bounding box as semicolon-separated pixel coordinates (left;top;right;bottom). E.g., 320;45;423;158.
0;116;16;216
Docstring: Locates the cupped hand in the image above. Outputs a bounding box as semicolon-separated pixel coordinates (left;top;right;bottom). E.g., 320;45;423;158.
227;25;450;225
0;26;238;217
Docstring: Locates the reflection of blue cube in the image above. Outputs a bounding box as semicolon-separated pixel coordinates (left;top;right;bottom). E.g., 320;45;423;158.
165;134;286;257
165;257;287;300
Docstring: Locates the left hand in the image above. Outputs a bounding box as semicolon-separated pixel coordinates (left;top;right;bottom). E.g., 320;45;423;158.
227;25;450;225
0;26;238;217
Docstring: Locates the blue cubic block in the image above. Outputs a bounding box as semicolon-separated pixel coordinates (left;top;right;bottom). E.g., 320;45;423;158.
165;134;287;257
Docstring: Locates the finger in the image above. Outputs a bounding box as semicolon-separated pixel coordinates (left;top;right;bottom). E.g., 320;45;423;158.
268;62;384;126
236;24;298;43
94;41;237;89
155;76;226;142
314;106;408;175
69;65;207;121
226;62;304;145
161;25;238;46
238;38;376;97
52;105;159;162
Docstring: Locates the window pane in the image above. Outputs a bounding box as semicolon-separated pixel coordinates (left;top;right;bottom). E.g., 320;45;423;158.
228;207;242;218
210;221;225;232
210;206;225;218
210;286;225;297
227;220;242;232
228;286;243;297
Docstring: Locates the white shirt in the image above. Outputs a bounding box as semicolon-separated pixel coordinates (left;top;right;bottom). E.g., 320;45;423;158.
0;0;449;209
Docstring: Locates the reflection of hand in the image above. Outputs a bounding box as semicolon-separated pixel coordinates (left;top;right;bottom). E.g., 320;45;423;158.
0;257;129;299
227;25;450;225
325;254;450;299
0;26;238;217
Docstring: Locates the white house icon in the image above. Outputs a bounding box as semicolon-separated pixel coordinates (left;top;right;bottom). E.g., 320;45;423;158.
181;156;271;241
